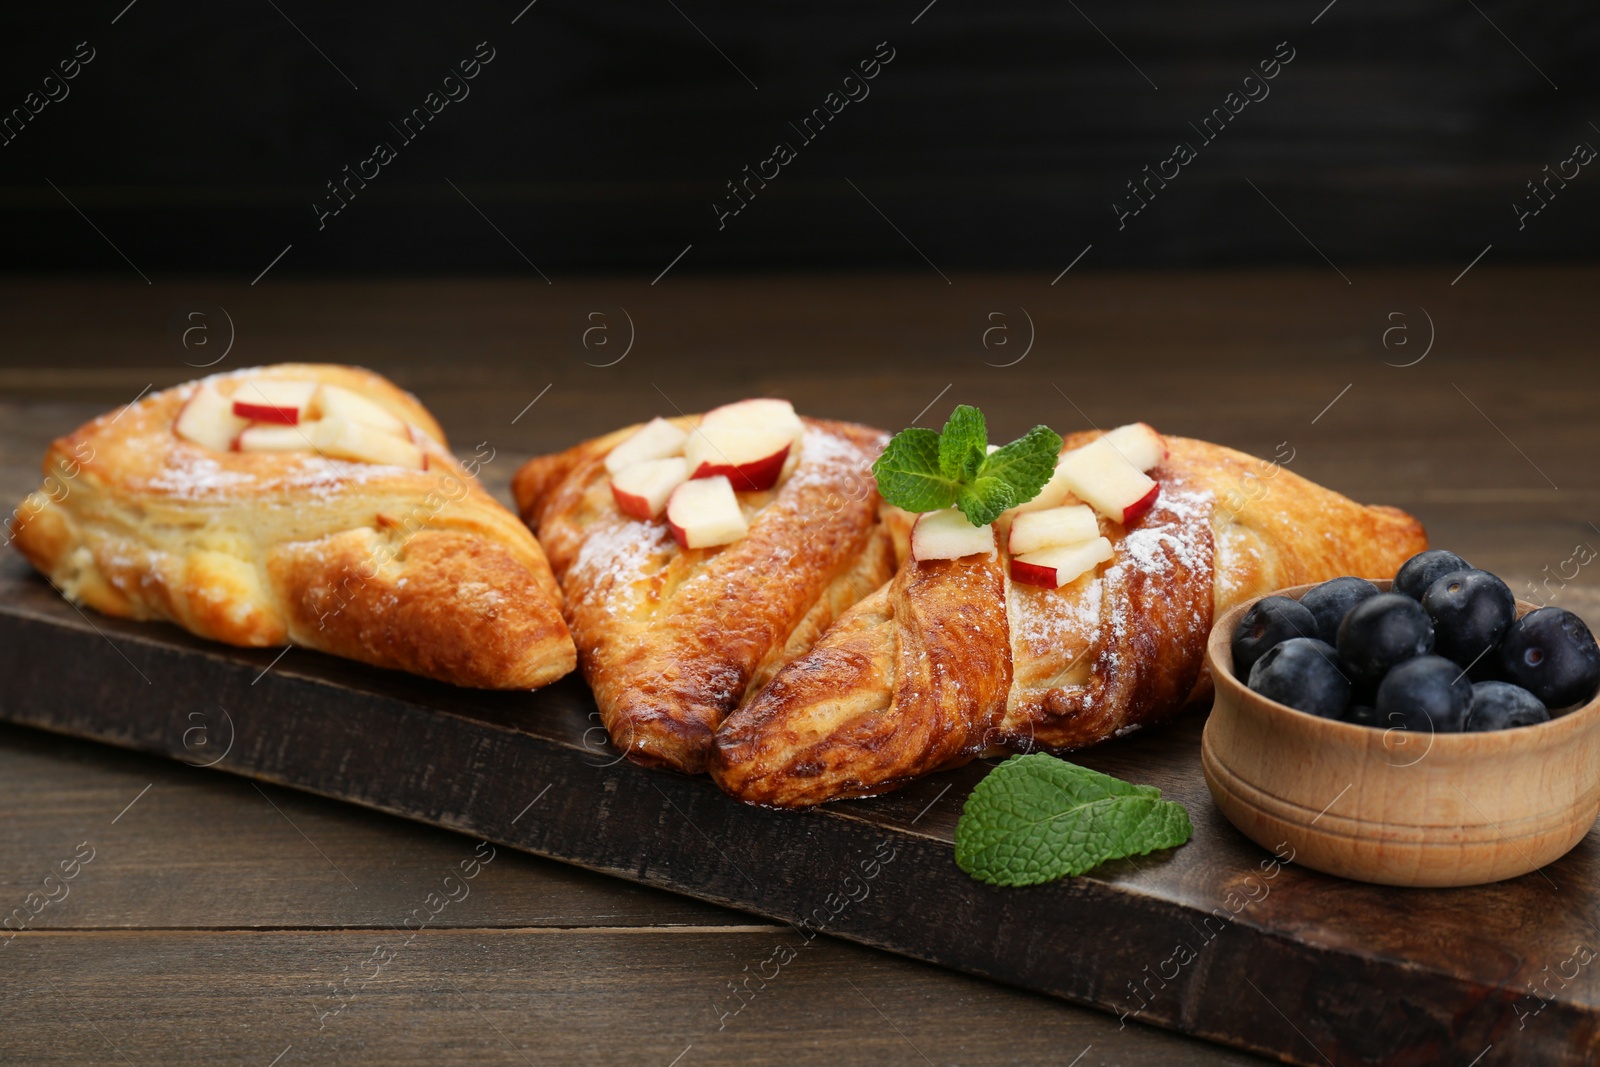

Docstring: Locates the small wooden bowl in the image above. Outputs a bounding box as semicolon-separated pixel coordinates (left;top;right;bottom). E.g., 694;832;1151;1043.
1201;581;1600;887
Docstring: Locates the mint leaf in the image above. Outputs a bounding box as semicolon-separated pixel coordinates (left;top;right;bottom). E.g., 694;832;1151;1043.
952;471;1019;526
872;405;1063;527
871;427;958;513
951;424;1063;525
954;754;1193;886
938;405;988;482
981;425;1062;506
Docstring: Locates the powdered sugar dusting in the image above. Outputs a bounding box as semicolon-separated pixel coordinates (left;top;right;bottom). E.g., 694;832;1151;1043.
1108;483;1214;584
1008;481;1215;692
1011;573;1102;650
568;517;671;614
144;452;255;496
143;448;398;501
782;424;870;494
1093;482;1216;676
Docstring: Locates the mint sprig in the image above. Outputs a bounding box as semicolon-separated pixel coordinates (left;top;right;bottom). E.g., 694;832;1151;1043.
872;405;1062;526
954;754;1193;886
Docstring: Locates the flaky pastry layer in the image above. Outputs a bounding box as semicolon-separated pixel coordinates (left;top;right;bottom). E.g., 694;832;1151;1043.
9;364;575;689
711;433;1429;806
513;415;898;773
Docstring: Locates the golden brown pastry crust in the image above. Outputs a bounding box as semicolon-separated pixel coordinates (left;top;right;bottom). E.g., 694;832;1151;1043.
512;415;896;774
710;433;1429;806
8;364;576;690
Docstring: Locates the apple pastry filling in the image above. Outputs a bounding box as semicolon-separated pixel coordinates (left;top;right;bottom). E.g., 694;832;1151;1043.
606;399;805;549
911;421;1168;589
173;378;432;470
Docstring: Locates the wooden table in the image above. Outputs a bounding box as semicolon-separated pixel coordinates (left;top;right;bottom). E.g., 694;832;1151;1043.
2;268;1595;1066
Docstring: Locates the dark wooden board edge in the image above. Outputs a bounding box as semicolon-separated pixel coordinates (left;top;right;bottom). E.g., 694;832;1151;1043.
0;563;1587;1067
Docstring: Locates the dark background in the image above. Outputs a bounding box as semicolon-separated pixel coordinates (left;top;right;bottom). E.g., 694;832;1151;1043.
2;0;1596;278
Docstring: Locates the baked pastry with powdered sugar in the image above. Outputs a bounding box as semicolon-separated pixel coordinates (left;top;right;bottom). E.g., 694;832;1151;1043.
512;402;905;774
9;364;576;690
711;430;1427;806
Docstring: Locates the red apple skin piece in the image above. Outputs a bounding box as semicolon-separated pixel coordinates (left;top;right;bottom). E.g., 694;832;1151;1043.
612;482;654;521
1119;483;1161;525
1010;557;1064;589
1009;537;1115;588
665;475;747;549
689;442;790;492
668;517;692;550
231;401;301;425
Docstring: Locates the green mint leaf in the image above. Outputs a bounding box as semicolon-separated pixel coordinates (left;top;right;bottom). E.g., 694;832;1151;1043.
950;423;1062;525
954;754;1193;886
952;472;1019;526
980;425;1063;507
873;406;1064;528
872;427;958;513
938;405;989;482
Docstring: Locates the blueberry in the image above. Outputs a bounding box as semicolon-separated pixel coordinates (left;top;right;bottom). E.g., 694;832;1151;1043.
1300;576;1381;646
1394;549;1472;600
1336;592;1434;688
1375;655;1472;733
1422;569;1516;672
1464;681;1551;731
1499;607;1600;709
1247;638;1350;718
1341;704;1383;728
1232;595;1318;680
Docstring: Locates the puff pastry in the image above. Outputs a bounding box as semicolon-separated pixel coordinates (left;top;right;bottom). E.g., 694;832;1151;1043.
512;413;900;774
711;433;1429;806
8;364;576;689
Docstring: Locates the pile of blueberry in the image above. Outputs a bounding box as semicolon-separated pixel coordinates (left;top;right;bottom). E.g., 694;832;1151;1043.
1231;550;1600;732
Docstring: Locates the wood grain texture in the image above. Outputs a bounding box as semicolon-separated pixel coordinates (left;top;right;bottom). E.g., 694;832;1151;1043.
3;929;1270;1067
4;554;1600;1066
2;271;1599;1066
0;723;744;931
0;725;1269;1067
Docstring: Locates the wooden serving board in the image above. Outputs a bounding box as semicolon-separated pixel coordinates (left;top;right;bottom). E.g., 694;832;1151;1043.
2;553;1595;1067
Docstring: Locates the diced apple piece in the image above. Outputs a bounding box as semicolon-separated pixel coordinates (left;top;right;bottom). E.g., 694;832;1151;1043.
685;425;792;491
1011;537;1114;589
1101;422;1167;472
310;416;425;469
1007;504;1100;556
690;398;806;488
666;475;748;549
174;383;250;451
316;384;406;435
1056;437;1160;525
702;398;804;448
231;379;317;425
1006;459;1078;518
911;509;996;562
235;423;317;453
611;457;689;521
604;417;689;475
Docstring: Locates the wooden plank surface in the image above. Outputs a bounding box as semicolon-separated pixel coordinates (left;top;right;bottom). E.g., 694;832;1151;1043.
2;725;1263;1067
2;271;1598;1066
